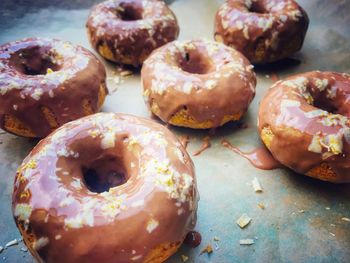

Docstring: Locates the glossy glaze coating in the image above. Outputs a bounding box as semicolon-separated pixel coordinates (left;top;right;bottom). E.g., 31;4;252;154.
12;113;198;263
141;39;256;129
221;139;281;170
86;0;179;66
258;71;350;182
214;0;309;64
0;38;107;138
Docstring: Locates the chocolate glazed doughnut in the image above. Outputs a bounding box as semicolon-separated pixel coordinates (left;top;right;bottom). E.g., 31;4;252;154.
214;0;309;64
13;113;198;263
0;38;107;138
86;0;179;66
142;39;256;129
258;71;350;183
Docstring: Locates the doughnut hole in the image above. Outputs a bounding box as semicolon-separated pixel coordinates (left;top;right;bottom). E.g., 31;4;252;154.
82;156;128;193
249;2;268;14
308;81;350;116
116;3;143;21
10;46;61;76
178;50;214;75
312;92;340;114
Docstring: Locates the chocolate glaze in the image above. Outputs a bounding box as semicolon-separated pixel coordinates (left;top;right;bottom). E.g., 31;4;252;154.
179;135;190;149
258;71;350;182
193;136;211;156
184;231;201;248
214;0;309;64
86;0;179;66
221;139;281;170
141;39;256;128
0;38;107;138
12;113;198;263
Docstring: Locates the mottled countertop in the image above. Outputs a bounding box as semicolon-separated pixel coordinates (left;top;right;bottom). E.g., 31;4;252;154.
0;0;350;262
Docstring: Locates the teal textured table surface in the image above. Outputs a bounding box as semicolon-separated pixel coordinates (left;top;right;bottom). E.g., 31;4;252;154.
0;0;349;262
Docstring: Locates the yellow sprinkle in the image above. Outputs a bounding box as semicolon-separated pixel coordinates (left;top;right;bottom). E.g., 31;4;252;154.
25;160;37;169
88;129;100;138
328;134;342;155
181;255;189;262
20;190;30;199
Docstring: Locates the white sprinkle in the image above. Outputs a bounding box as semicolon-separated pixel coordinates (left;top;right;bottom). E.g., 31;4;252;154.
315;79;329;91
33;237;49;251
131;255;142;261
279;15;288;22
182;82;193;94
205;79;216;90
14;204;33;221
59;196;75;208
48;90;54;98
13;104;18;111
131;200;144;207
305;110;327;118
281;99;301;109
5;239;18;248
252;177;263;193
308;135;322;154
113;76;121;85
101;131;115;149
30;88;43;101
236;20;243;30
55;235;62;240
146;218;159;233
243;26;250;40
0;246;3;253
236;214;252;229
71;179;82;190
120;70;133;77
239;239;255;245
20;247;28;252
341;217;350;222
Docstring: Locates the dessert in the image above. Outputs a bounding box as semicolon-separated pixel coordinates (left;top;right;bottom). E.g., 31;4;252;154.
258;71;350;182
13;112;198;262
142;39;256;129
0;38;107;138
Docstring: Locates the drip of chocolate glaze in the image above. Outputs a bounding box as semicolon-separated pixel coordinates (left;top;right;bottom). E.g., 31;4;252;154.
184;231;202;248
222;139;282;170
